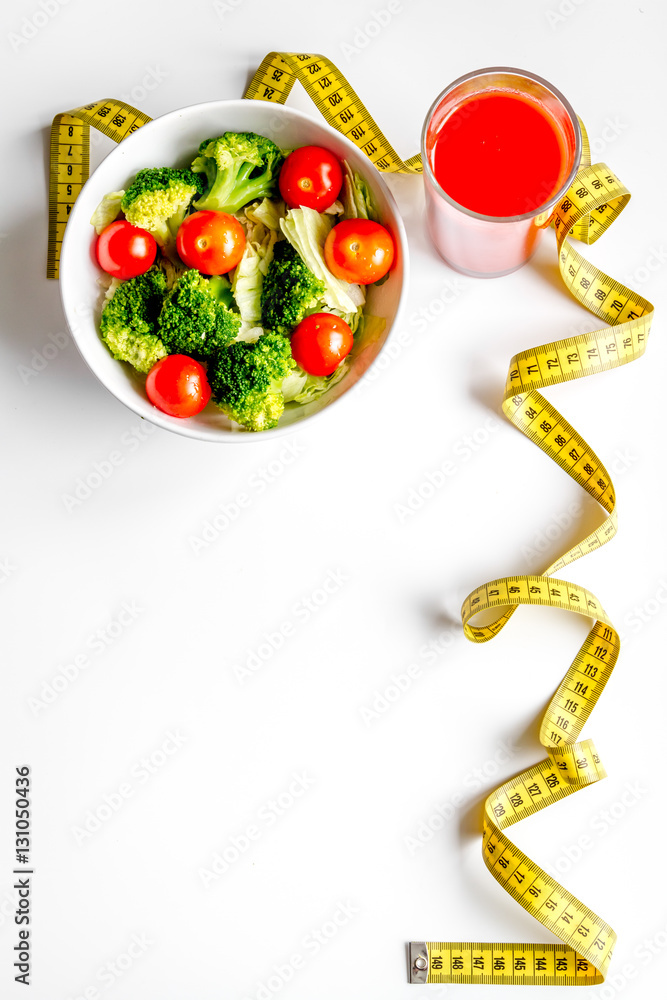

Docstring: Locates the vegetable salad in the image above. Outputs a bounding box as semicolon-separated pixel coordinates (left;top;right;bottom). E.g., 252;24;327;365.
90;130;394;431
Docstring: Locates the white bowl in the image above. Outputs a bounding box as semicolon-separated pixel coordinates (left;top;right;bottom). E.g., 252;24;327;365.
59;99;409;442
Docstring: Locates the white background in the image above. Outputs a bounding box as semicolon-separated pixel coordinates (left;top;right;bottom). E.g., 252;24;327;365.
1;0;665;998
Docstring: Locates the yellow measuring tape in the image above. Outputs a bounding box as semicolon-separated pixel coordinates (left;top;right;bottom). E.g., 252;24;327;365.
244;51;422;174
47;100;151;278
48;54;654;986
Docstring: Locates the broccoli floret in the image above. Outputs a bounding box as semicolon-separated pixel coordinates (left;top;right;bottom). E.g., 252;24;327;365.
157;269;241;360
154;254;187;290
208;331;295;432
192;132;284;215
120;168;203;260
99;266;168;373
260;242;325;337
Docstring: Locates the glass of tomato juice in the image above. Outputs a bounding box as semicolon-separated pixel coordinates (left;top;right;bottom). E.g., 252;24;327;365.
421;67;581;277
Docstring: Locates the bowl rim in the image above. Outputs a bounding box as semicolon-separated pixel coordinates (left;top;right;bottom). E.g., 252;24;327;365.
59;98;410;443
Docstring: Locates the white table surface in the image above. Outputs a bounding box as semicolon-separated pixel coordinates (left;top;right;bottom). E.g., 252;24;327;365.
2;0;666;997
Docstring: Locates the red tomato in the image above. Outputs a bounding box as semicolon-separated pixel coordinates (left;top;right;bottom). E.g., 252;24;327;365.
145;355;211;418
290;313;353;377
96;220;156;280
324;218;395;284
279;146;343;212
176;211;246;275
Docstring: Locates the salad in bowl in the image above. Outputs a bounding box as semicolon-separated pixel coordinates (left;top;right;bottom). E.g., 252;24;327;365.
59;100;408;441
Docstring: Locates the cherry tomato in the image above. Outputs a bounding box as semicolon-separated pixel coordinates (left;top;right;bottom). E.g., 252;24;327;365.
290;313;353;377
145;355;211;418
176;211;246;275
96;220;156;280
324;218;395;284
279;146;343;212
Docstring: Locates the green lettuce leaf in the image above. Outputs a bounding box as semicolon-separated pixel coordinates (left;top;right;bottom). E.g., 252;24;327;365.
231;208;280;333
280;207;365;315
245;197;285;232
340;161;379;222
90;190;125;234
282;361;350;404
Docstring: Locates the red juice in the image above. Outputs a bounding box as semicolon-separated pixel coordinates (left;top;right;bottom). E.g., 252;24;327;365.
422;70;580;277
432;92;566;217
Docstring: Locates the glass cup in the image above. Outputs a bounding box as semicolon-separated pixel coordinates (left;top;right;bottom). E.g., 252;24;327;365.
421;67;581;278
